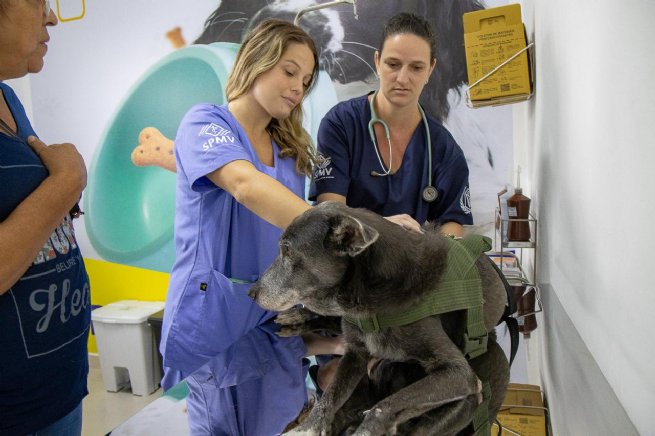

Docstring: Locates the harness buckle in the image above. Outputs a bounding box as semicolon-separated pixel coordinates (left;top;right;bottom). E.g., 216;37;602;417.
464;332;489;359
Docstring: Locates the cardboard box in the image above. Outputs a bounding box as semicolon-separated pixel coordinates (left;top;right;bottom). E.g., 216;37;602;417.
463;4;532;106
491;383;547;436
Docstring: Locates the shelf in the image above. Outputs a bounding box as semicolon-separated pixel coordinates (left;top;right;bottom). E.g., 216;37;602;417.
492;208;542;335
488;250;532;284
503;240;536;249
496;211;538;250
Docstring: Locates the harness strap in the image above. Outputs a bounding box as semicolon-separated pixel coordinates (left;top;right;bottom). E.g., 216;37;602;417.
464;305;488;359
486;256;521;366
503;315;520;366
446;235;492;360
471;381;492;435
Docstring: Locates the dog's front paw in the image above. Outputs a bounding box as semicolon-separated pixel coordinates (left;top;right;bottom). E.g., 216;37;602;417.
276;307;313;326
354;408;394;436
277;325;307;337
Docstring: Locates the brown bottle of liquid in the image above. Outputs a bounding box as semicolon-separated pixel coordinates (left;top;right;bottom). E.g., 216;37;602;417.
507;166;530;241
507;186;531;242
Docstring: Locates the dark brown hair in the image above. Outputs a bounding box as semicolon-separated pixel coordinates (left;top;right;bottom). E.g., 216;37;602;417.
379;12;437;62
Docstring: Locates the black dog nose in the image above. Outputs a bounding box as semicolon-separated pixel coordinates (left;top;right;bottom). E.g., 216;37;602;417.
247;285;258;300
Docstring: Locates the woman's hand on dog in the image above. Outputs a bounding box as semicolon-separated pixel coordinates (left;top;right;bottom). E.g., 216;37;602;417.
384;214;423;233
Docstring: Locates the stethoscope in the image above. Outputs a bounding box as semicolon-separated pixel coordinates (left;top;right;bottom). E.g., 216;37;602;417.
367;90;439;203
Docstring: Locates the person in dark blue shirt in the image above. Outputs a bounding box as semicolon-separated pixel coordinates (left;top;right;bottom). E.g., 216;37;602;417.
0;1;90;434
308;12;473;392
310;12;472;237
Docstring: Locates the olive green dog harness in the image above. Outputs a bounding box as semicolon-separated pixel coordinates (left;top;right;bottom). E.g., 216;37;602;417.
343;234;495;435
343;234;492;359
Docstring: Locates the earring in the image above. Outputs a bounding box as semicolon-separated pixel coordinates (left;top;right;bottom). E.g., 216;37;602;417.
425;80;429;85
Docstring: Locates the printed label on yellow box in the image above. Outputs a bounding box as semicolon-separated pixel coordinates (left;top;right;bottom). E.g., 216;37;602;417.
463;4;532;102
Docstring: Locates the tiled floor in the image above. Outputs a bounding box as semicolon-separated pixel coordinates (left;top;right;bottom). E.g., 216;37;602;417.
82;354;162;436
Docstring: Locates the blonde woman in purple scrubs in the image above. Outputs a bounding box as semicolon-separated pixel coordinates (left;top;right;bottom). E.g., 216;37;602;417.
160;20;342;435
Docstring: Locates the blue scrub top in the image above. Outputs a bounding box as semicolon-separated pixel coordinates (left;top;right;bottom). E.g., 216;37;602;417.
160;104;308;434
309;94;473;225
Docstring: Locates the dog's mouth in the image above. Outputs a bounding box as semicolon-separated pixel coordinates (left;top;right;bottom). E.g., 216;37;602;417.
249;285;298;312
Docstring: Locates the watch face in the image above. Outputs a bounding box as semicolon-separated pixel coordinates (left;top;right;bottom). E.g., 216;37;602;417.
423;186;438;203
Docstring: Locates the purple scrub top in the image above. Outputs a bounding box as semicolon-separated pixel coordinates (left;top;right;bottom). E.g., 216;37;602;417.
160;104;308;435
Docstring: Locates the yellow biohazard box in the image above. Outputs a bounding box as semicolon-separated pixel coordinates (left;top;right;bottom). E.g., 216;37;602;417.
463;4;532;106
491;383;548;436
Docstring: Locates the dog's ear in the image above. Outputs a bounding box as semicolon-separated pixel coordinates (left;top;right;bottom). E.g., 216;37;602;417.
325;214;379;257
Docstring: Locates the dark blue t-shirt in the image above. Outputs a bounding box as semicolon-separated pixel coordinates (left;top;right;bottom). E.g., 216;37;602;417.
0;82;90;435
309;94;473;225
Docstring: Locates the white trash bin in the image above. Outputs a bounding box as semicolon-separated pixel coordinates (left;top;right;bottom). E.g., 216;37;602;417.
92;300;165;396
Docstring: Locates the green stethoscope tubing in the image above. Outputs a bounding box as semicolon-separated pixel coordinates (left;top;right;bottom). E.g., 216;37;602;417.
367;90;438;203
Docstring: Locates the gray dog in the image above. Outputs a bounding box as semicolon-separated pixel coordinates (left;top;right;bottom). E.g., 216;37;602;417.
249;202;509;435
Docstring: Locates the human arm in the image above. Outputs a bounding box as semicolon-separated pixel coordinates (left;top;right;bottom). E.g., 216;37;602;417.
316;192;345;204
303;333;346;357
0;137;86;294
317;192;423;234
440;221;464;237
175;105;310;229
207;159;310;229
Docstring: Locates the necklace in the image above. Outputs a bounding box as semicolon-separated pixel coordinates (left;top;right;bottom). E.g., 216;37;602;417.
0;116;23;142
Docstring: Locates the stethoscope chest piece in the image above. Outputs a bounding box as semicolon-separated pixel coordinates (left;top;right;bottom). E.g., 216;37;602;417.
422;185;439;203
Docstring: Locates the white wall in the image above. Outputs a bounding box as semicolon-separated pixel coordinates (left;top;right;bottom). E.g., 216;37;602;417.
515;0;655;433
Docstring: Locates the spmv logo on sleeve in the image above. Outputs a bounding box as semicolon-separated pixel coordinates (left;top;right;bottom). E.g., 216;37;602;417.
199;123;236;151
313;153;334;181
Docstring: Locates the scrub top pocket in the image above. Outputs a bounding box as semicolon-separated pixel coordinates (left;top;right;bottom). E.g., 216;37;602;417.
164;268;270;375
193;269;271;357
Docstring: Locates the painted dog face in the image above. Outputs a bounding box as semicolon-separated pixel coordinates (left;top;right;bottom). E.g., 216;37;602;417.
195;0;484;119
248;202;378;315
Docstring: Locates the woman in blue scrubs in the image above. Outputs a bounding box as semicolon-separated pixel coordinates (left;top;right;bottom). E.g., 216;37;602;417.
309;12;474;392
159;20;334;435
310;12;472;237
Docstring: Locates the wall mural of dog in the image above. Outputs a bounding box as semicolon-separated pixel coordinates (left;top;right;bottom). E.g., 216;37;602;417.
249;202;510;435
195;0;481;121
193;0;511;229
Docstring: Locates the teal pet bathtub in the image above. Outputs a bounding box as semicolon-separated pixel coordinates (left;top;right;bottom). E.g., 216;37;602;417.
84;43;336;273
